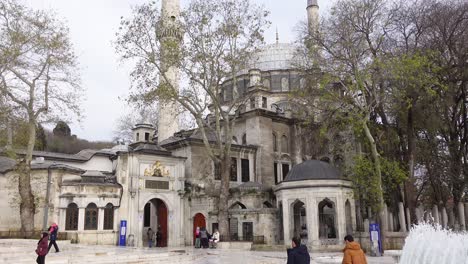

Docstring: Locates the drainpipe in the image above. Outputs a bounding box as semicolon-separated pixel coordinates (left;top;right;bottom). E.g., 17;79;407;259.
42;163;58;231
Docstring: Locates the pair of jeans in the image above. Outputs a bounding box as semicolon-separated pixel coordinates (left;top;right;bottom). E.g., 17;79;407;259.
195;238;201;248
148;240;153;248
48;240;59;252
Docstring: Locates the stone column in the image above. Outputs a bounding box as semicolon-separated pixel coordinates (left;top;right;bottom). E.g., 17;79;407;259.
432;205;440;225
282;199;291;246
441;207;448;228
398;202;407;232
78;207;85;231
447;207;455;229
388;211;394;232
465;203;468;231
405;207;411;230
382;204;388;232
98;208;105;230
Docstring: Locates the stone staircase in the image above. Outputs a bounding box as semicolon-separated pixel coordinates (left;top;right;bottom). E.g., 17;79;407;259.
0;239;207;264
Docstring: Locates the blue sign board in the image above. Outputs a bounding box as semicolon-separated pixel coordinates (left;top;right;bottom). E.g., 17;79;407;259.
369;223;382;254
119;220;127;246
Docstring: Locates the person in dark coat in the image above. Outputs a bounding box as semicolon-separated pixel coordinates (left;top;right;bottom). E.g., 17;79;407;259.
156;226;163;247
47;223;59;253
36;232;49;264
199;227;209;248
287;237;310;264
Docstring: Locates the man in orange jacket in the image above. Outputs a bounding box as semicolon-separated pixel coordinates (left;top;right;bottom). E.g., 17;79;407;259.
342;235;368;264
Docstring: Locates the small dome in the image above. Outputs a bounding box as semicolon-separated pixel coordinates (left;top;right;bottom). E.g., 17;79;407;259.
249;43;297;72
284;160;342;182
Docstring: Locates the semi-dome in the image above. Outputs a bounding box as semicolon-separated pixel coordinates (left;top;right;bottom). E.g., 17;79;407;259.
249;43;297;72
284;160;342;182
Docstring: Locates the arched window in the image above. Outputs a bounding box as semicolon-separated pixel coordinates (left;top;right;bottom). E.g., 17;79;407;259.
320;157;330;163
232;136;238;144
85;203;98;230
273;133;278;152
65;203;78;231
229;201;247;210
104;203;114;230
281;135;289;153
242;133;247;145
263;201;274;208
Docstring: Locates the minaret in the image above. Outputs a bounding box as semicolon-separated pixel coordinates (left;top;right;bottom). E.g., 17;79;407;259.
157;0;182;143
307;0;319;34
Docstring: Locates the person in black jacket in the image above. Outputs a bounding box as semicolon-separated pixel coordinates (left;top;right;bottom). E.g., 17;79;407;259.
48;223;59;253
287;237;310;264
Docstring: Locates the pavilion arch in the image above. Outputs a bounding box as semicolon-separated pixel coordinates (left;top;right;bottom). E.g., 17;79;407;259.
229;201;247;210
290;199;307;241
318;198;337;239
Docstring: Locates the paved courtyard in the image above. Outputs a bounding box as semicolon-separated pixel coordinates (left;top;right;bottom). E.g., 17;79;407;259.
0;239;396;264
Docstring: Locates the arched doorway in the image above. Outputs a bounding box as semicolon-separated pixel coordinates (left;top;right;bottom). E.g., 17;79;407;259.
319;198;337;240
193;213;206;244
292;200;307;244
143;198;168;247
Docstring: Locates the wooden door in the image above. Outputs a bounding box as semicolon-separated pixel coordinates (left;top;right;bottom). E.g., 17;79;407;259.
157;200;168;247
193;213;206;243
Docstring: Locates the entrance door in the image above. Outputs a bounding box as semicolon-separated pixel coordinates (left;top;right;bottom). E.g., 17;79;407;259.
156;199;168;247
193;213;206;244
242;222;253;241
143;198;168;247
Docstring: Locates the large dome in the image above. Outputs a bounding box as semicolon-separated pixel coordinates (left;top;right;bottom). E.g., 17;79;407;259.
284;160;342;182
249;43;297;72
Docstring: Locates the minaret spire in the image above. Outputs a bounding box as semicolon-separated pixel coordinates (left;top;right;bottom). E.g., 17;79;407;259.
276;27;279;44
157;0;181;143
307;0;319;34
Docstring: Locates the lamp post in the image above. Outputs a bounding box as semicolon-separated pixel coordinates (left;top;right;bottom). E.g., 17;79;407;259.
42;163;58;231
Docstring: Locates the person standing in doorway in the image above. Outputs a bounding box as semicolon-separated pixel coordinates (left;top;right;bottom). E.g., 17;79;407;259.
199;227;209;248
36;232;49;264
47;223;59;253
286;237;310;264
156;226;163;247
147;228;155;248
194;226;201;248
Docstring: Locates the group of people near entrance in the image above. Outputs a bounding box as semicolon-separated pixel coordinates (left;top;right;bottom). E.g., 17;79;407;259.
35;223;60;264
287;235;367;264
146;227;164;248
194;226;220;249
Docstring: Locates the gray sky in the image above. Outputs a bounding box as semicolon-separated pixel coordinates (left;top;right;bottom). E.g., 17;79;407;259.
25;0;332;141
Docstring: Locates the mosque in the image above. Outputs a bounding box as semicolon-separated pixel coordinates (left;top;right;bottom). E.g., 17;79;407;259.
0;0;361;251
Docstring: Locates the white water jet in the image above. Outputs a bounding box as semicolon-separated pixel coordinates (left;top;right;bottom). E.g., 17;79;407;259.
399;222;468;264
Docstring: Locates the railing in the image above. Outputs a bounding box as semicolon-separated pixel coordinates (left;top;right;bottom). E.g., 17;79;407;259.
220;235;265;244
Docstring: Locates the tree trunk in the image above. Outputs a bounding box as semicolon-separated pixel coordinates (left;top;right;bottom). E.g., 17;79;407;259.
405;104;417;225
217;155;231;239
362;120;386;252
18;118;36;237
6;118;13;151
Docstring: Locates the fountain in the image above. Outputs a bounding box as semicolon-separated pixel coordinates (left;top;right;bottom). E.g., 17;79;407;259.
388;223;468;264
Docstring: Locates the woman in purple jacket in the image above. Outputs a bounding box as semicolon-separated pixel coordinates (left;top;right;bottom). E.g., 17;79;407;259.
36;232;49;264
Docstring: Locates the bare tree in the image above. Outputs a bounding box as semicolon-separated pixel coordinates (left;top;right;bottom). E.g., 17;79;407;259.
0;0;82;236
116;0;269;237
113;105;159;143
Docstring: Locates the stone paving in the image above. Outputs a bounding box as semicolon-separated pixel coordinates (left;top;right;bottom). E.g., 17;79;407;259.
0;239;396;264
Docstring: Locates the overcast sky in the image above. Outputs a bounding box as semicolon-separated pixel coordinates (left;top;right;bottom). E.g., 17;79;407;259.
24;0;332;142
